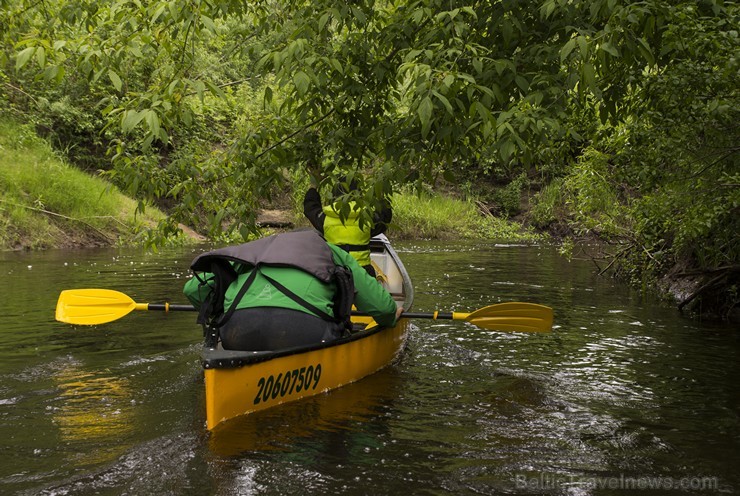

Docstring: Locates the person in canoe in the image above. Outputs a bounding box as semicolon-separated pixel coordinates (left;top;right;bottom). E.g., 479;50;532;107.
183;229;402;351
303;173;392;278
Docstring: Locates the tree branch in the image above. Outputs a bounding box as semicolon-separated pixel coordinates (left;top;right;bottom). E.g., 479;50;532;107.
678;269;735;311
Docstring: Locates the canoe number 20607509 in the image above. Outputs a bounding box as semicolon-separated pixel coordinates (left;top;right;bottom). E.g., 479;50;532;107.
253;364;323;405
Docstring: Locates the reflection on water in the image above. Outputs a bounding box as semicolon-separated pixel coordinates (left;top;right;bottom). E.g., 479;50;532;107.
1;241;738;495
52;363;134;464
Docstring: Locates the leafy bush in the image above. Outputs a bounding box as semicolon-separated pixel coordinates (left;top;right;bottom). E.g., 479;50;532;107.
529;178;565;230
489;172;528;217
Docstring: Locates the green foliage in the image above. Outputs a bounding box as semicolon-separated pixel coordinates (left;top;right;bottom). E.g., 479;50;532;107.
522;1;739;313
632;174;740;271
565;149;627;238
3;0;682;239
490;172;529;217
529;148;627;238
611;2;738;281
529;178;565;230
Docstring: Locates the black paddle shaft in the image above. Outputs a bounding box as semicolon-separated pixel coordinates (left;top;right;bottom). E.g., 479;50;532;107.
351;310;455;320
400;312;454;320
147;304;196;312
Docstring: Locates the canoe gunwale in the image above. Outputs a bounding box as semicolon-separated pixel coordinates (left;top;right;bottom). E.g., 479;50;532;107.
201;323;392;369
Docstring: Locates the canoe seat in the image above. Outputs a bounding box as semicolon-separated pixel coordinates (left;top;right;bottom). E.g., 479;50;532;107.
370;252;404;296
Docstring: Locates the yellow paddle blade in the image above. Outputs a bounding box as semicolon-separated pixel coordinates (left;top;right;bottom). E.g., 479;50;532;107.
462;302;553;332
55;289;139;325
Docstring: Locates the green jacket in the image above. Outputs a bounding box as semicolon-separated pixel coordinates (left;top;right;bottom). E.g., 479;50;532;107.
183;242;398;328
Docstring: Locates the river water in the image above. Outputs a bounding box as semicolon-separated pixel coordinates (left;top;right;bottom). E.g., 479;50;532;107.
0;241;737;495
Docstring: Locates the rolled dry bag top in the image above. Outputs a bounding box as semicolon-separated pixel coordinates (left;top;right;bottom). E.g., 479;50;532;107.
190;229;336;283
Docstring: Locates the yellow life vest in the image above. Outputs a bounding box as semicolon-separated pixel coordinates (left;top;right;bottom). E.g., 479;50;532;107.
322;202;372;267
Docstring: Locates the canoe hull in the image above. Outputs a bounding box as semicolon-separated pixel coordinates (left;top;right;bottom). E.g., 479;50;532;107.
204;318;409;430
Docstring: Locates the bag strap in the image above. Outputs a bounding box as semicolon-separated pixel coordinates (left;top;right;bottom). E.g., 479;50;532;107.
211;266;334;327
196;259;238;326
260;272;337;323
331;265;354;331
214;267;259;328
335;243;370;253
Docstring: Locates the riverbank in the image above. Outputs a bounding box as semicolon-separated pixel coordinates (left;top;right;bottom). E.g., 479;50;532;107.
0;119;190;250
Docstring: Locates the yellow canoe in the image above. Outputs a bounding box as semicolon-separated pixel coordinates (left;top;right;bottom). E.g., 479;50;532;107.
201;234;414;431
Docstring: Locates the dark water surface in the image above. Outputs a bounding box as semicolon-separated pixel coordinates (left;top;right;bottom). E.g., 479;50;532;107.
1;241;737;495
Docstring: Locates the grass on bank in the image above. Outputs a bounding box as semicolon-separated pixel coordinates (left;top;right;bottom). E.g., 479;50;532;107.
0;118;167;250
391;191;541;241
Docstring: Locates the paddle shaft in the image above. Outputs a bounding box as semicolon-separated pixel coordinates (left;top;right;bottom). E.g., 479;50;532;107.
146;303;198;312
397;311;461;320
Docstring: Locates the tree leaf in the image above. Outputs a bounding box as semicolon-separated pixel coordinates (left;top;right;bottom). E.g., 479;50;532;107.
577;36;589;58
108;70;123;91
122;110;146;132
418;96;433;138
319;12;330;32
541;0;557;19
329;58;343;73
432;90;453;115
500;139;516;162
637;38;655;66
473;58;483;75
515;75;529;92
600;41;620;57
351;6;367;25
205;80;226;99
15;46;36;70
582;62;597;93
560;38;577;63
144;110;160;137
200;15;217;33
294;71;310;96
35;47;46;68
